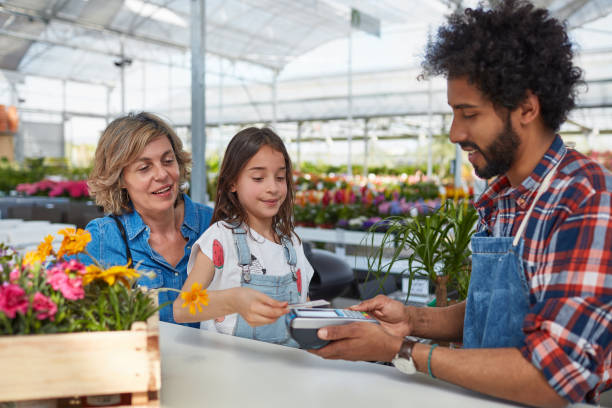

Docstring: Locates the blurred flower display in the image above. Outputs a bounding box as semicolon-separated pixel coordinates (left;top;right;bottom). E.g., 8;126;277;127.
0;228;206;335
16;179;90;200
293;172;467;231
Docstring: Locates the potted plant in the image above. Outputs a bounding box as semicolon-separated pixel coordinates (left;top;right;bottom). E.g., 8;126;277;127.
365;199;478;306
0;228;209;405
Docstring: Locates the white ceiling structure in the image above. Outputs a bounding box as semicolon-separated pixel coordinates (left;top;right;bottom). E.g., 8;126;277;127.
1;0;611;160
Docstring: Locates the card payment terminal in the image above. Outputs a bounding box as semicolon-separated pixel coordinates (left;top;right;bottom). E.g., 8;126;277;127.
286;308;379;349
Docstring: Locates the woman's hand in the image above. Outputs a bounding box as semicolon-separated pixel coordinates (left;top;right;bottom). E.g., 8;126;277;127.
232;287;290;326
349;295;413;338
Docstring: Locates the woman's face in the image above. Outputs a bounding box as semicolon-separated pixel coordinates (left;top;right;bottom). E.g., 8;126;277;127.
121;136;180;216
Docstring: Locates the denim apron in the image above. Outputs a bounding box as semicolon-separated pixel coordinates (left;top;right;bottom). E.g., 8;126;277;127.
231;226;300;347
463;159;562;348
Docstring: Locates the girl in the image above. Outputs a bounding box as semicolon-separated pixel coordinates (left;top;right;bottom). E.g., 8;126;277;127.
173;127;314;347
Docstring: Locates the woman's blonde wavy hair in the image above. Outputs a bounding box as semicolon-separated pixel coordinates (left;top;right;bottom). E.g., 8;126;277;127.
88;112;191;215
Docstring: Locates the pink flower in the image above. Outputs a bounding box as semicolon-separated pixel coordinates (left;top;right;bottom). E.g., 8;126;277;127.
32;292;57;321
0;283;29;318
63;259;87;276
46;264;85;301
9;267;20;283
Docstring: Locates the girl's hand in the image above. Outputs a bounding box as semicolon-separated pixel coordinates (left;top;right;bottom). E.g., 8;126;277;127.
232;287;290;327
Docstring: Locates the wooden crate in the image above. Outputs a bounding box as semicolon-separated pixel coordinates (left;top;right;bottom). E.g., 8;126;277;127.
0;313;160;407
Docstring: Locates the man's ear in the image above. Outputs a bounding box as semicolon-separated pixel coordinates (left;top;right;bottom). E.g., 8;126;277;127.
518;90;540;126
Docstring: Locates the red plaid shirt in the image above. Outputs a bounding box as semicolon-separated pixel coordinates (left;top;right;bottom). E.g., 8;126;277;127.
475;135;612;403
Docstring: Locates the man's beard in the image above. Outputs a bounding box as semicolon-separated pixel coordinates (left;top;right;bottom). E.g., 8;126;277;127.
461;113;520;180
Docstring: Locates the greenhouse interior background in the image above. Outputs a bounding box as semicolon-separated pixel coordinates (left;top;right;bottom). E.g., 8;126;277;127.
1;0;611;191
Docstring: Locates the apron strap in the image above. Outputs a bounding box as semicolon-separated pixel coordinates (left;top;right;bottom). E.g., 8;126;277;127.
512;156;564;246
111;214;132;267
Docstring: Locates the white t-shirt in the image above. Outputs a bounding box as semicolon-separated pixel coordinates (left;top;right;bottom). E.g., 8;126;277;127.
187;221;314;335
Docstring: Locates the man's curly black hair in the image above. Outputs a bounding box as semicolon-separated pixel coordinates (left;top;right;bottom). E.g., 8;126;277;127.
421;0;583;131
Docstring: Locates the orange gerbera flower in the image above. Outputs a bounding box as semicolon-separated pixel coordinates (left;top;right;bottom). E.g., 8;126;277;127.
180;282;209;315
37;235;55;261
57;228;91;258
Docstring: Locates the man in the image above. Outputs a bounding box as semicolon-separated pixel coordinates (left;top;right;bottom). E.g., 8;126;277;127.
310;1;612;406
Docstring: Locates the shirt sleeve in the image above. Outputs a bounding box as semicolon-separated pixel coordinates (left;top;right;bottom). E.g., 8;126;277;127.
521;190;612;403
187;223;232;292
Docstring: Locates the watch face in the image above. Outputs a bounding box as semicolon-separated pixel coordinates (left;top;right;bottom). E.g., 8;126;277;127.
393;356;417;375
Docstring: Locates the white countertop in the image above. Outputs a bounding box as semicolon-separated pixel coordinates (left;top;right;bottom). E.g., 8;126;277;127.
160;322;601;408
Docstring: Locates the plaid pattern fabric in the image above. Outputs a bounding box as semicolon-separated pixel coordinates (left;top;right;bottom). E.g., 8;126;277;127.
474;135;612;403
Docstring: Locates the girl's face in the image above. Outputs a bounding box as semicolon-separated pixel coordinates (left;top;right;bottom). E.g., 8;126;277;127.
122;136;180;216
231;145;287;228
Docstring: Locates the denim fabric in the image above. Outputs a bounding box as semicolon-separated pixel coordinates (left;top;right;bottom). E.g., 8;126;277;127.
463;231;530;348
233;273;300;347
232;226;300;347
81;194;213;328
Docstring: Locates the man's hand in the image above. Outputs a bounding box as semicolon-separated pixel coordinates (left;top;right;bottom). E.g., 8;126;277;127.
308;321;403;362
350;295;413;338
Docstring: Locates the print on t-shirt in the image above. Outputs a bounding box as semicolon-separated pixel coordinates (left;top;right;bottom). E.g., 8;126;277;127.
212;239;224;269
249;254;266;275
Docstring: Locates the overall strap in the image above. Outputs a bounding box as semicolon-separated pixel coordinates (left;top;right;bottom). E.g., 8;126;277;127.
280;234;298;281
232;226;252;283
512;157;564;246
111;214;132;267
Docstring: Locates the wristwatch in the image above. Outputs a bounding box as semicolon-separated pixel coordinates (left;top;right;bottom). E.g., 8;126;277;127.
392;338;418;375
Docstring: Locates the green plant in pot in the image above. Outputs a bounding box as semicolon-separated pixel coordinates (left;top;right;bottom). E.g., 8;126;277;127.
365;199;478;306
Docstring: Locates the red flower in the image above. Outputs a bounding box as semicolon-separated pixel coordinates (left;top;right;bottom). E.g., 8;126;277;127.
32;292;57;321
0;283;29;318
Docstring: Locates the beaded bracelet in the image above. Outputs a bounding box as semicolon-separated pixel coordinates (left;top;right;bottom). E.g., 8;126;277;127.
428;344;439;379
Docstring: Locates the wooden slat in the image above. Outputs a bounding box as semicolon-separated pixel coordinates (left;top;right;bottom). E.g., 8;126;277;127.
0;328;151;401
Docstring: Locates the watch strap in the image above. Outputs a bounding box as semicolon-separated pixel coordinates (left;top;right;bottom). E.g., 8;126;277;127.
397;338;417;361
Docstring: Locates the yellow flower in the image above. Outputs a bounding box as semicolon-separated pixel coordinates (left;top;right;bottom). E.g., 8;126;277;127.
180;282;209;315
83;264;103;286
22;250;44;266
83;264;139;287
57;228;91;258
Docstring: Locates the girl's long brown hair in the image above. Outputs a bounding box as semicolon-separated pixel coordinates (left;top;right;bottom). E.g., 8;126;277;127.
211;127;297;241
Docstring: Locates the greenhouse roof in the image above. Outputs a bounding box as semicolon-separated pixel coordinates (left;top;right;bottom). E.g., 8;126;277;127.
0;0;611;132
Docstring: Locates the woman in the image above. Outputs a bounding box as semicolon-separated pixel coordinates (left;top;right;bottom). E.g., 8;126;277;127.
84;112;213;327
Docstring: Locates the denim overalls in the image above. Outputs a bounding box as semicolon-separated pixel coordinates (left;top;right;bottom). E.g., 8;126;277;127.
231;226;300;347
463;158;562;348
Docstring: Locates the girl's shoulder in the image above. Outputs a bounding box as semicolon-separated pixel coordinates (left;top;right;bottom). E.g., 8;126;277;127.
199;220;237;240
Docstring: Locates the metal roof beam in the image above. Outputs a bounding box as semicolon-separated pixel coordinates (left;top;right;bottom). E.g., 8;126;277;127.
0;3;280;70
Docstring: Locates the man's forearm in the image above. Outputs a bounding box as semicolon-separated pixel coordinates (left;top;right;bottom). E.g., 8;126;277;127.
408;300;466;342
409;344;567;408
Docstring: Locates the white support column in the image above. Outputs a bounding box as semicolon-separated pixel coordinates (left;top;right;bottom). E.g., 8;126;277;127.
272;70;278;131
190;0;208;204
427;78;433;179
363;118;369;178
142;62;146;110
346;24;353;177
218;57;224;149
120;40;126;114
105;85;112;125
296;121;302;171
61;80;66;160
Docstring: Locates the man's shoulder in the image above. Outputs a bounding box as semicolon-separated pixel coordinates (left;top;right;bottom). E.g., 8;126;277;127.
559;149;612;194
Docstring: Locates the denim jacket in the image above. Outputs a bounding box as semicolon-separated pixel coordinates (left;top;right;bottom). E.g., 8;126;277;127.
82;194;213;328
